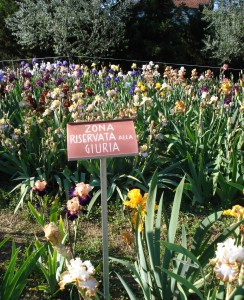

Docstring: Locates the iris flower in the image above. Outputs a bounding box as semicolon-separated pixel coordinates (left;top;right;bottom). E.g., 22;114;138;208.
0;70;4;82
124;189;143;209
73;182;93;205
174;100;186;113
210;238;244;282
66;197;81;220
44;222;62;247
124;189;150;231
155;82;161;90
223;205;244;222
67;183;93;219
32;180;47;196
59;258;98;296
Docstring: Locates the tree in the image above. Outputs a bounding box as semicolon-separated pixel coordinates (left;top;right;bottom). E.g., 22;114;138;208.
0;0;21;60
202;0;244;65
6;0;132;58
125;0;176;61
124;0;207;65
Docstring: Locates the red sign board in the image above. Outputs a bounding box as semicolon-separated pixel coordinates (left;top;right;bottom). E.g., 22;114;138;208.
67;119;138;160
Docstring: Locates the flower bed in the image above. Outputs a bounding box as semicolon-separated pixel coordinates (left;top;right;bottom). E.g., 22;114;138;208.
0;60;243;299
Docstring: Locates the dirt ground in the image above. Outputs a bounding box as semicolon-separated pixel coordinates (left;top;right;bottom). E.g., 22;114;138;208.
0;210;42;245
0;208;138;299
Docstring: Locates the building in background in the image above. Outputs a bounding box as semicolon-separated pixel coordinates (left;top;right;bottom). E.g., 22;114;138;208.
173;0;211;8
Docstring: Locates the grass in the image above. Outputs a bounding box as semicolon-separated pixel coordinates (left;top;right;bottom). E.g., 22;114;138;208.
0;174;235;299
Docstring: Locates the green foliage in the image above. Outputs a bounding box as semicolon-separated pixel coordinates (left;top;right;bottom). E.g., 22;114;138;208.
0;62;243;210
6;0;132;57
162;91;243;205
3;0;243;67
214;151;244;207
0;239;46;300
34;241;65;296
0;0;22;60
202;0;244;64
27;205;68;297
125;0;174;60
125;0;206;64
111;173;244;299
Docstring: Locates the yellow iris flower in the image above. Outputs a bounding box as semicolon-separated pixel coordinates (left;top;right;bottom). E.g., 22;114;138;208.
124;189;158;232
223;205;244;222
124;189;143;209
155;82;161;90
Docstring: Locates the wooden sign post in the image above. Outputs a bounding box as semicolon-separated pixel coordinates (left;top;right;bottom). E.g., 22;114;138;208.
67;119;138;299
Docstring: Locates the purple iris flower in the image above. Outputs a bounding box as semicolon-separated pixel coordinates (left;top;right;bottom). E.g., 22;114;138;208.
114;77;120;83
68;185;91;206
56;77;63;86
35;189;47;197
232;85;240;95
78;194;91;206
92;69;98;76
104;81;110;88
43;72;50;82
75;82;82;90
77;70;82;77
22;72;32;79
63;60;68;66
0;71;3;82
129;81;137;94
36;79;44;88
68;186;76;198
34;202;41;211
224;96;232;105
200;86;208;94
23;83;32;90
32;58;37;64
68;213;78;221
9;73;16;82
67;209;79;221
131;70;139;76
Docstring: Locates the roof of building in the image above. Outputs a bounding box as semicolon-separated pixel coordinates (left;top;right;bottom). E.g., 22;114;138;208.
173;0;211;8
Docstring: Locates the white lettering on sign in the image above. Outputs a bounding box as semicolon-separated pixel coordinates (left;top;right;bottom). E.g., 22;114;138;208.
118;134;133;140
67;120;138;160
69;123;122;155
69;132;116;143
85;142;120;154
85;123;115;133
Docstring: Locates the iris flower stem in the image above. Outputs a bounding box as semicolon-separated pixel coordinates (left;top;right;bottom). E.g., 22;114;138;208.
77;286;82;300
66;213;75;259
225;282;232;300
238;262;244;286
